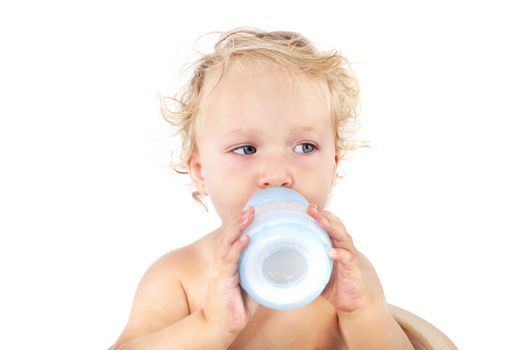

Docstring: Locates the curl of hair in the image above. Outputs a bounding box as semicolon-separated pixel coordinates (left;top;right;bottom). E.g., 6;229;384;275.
160;27;366;210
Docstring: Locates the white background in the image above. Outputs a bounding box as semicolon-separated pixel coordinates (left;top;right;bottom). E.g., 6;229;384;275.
1;1;523;349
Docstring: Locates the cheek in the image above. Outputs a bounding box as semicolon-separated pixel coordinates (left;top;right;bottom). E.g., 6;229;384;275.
204;157;250;184
300;156;337;206
203;157;251;201
296;152;334;174
207;182;251;222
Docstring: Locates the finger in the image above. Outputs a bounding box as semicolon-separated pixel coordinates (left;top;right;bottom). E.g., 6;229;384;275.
221;233;250;275
323;211;355;248
328;248;356;271
242;288;260;318
329;248;361;281
321;261;336;299
307;204;355;252
217;206;254;257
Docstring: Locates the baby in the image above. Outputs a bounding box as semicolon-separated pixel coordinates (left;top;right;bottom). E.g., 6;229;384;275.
110;28;415;350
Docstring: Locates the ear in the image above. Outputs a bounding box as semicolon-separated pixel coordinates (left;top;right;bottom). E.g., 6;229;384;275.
331;153;341;186
188;150;207;195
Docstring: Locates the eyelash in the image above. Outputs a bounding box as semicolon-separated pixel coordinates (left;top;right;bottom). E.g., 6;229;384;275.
231;143;318;155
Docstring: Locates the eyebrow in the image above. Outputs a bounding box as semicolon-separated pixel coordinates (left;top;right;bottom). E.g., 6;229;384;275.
221;125;321;137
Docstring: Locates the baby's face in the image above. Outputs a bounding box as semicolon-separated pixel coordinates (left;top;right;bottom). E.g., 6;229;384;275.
189;63;340;222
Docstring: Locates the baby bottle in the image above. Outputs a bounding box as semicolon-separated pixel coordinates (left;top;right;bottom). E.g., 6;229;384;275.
238;187;333;310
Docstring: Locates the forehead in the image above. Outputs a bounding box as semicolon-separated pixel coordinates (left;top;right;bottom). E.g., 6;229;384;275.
195;62;332;140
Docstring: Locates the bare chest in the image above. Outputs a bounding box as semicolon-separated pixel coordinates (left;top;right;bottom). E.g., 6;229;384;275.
186;281;344;349
228;303;346;350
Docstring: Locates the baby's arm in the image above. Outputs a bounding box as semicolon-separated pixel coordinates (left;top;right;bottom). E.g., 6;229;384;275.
108;251;231;350
308;204;414;349
336;254;415;350
109;207;257;350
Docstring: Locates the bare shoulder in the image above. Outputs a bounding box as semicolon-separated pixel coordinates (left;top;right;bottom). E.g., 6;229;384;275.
112;231;216;347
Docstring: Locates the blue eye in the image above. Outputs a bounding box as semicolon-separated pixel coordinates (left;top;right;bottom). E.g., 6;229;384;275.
233;145;257;155
294;143;317;153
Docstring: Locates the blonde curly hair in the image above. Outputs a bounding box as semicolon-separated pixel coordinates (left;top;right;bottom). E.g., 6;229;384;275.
160;27;365;210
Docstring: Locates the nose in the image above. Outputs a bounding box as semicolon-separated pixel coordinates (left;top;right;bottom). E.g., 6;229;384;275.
257;156;293;189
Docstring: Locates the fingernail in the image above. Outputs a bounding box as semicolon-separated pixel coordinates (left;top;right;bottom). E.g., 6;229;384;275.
241;211;249;225
311;204;319;212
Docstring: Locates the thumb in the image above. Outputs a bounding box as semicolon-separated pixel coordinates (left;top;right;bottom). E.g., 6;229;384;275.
242;289;259;318
321;260;337;300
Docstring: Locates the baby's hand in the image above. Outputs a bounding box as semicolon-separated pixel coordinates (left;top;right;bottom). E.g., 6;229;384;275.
203;206;259;339
307;204;386;317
